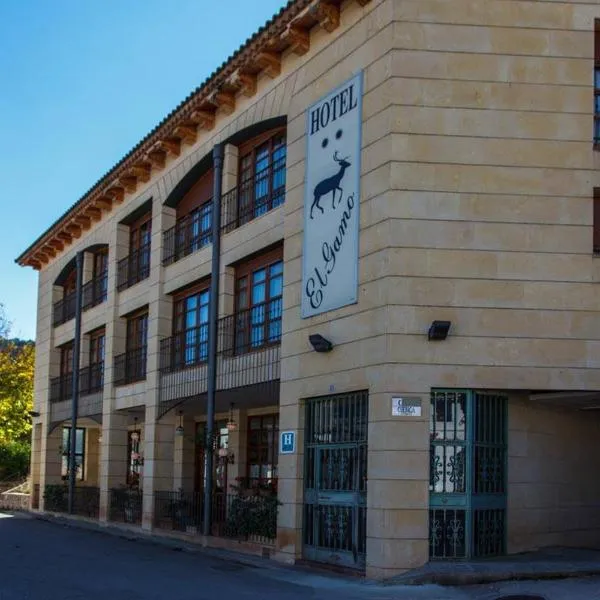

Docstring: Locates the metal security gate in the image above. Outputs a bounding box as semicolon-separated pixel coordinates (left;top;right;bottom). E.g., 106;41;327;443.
429;390;507;559
303;391;368;570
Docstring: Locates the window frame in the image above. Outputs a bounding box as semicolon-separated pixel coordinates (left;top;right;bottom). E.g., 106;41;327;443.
237;128;287;223
172;281;211;367
61;426;86;481
126;309;149;353
246;414;279;489
234;247;283;352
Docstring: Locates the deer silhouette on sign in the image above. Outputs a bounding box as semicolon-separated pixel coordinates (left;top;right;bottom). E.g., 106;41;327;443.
310;151;351;219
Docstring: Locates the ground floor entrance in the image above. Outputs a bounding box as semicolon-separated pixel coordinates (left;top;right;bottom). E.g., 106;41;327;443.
429;390;508;559
302;390;368;570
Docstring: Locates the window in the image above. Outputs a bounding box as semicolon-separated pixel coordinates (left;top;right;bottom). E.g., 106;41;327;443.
127;311;148;352
63;269;77;298
594;189;600;254
118;211;152;290
238;131;286;223
60;342;74;377
173;284;210;367
596;20;600;147
127;430;143;487
235;248;283;352
88;328;105;392
92;248;108;301
61;427;85;481
247;414;279;489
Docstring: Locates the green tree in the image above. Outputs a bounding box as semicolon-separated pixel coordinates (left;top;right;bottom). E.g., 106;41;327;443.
0;341;35;444
0;305;34;479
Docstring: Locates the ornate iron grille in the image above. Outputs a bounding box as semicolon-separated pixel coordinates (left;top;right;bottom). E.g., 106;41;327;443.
429;390;507;560
303;390;368;570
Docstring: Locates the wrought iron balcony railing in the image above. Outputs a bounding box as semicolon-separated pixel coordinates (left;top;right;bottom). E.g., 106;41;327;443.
117;243;151;291
159;297;282;374
49;362;104;402
221;159;286;234
113;347;147;386
53;292;76;327
53;272;108;327
82;272;108;310
163;202;212;266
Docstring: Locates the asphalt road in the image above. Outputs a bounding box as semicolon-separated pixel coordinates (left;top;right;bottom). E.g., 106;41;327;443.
1;512;599;600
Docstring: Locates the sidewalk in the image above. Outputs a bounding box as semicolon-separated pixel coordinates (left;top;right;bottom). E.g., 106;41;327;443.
16;510;600;588
386;547;600;586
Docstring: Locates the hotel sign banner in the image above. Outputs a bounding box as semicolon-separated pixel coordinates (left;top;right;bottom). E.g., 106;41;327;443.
301;72;363;318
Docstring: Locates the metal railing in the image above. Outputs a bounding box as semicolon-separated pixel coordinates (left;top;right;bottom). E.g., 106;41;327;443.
82;272;108;310
117;243;151;291
43;484;99;518
159;298;282;374
221;159;286;234
49;362;104;402
53;292;76;326
113;348;147;386
153;490;277;543
163;203;212;266
108;487;143;525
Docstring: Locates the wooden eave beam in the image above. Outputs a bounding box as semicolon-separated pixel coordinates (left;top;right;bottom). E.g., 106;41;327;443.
154;138;180;157
284;24;310;55
146;148;166;170
208;91;235;115
255;51;281;78
118;175;137;193
311;1;340;33
94;197;113;211
229;71;257;98
173;124;197;145
58;231;73;243
34;252;49;264
41;245;56;258
28;259;42;270
355;0;372;5
66;224;82;238
131;163;152;183
106;185;125;204
85;206;102;222
190;110;216;130
48;239;64;251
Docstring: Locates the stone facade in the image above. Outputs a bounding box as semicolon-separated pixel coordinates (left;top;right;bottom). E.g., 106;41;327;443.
21;0;600;580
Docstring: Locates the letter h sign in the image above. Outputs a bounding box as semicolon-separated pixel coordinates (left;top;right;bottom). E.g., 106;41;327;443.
280;431;296;454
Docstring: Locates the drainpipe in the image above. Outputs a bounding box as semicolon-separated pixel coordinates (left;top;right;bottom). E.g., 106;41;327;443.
68;250;84;514
203;143;223;535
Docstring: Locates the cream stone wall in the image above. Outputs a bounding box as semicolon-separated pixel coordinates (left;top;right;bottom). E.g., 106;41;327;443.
508;397;600;553
27;0;600;579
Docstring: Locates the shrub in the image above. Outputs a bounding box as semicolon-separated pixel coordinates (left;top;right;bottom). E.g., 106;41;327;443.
0;440;30;480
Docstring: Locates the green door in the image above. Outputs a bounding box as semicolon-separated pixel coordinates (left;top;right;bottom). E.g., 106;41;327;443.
429;390;507;559
303;391;368;570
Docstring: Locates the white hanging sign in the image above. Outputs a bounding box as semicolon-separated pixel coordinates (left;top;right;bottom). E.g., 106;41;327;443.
301;72;363;318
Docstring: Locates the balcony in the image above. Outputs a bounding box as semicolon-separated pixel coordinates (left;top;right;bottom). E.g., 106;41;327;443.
221;160;285;234
117;243;151;291
52;272;108;327
49;363;104;402
114;347;147;386
48;363;104;424
159;298;281;413
163;203;212;266
82;272;108;310
53;292;76;327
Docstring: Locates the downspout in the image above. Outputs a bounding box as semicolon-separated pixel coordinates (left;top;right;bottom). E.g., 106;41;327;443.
68;250;84;514
203;143;223;535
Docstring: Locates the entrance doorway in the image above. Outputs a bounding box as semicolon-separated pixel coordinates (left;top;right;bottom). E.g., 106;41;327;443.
429;390;507;559
303;390;368;570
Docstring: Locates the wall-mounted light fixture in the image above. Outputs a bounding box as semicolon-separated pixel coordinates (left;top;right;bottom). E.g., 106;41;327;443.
175;411;185;436
309;334;333;353
428;320;451;341
226;403;237;432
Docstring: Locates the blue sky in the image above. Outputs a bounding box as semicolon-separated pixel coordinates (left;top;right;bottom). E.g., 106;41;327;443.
0;0;285;340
